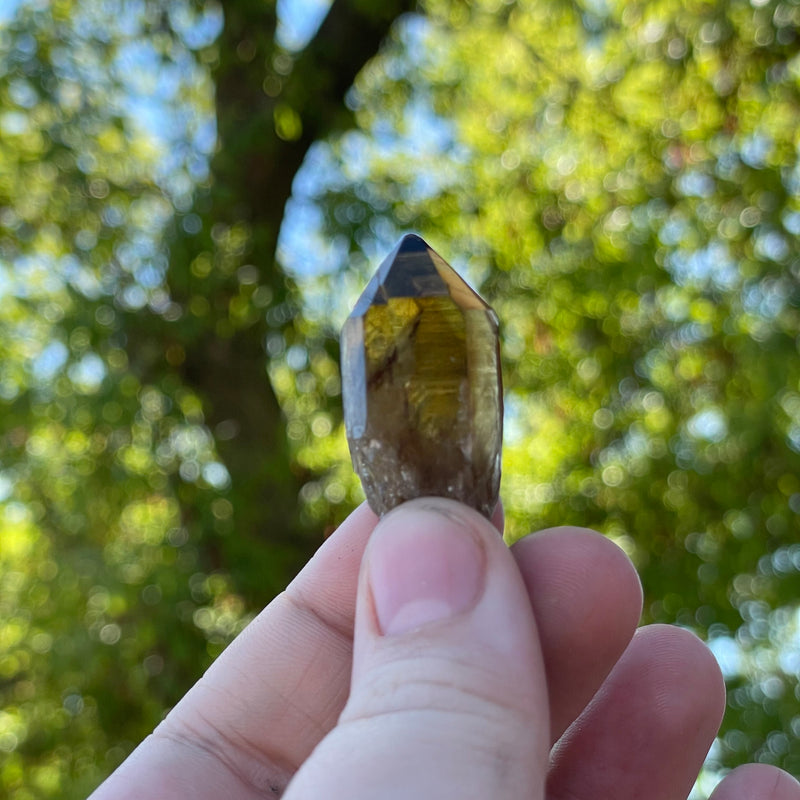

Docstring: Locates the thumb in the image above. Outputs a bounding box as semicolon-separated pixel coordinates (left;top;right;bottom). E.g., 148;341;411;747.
284;498;549;800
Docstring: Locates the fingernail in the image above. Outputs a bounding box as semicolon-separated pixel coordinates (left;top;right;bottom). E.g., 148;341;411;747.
368;501;486;636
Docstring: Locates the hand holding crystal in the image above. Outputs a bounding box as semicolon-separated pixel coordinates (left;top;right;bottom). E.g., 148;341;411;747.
89;499;799;800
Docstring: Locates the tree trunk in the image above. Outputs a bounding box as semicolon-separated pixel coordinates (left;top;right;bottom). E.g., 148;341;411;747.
143;0;417;598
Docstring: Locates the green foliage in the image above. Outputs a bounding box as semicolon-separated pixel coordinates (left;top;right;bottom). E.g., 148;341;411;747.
0;2;299;796
1;0;799;796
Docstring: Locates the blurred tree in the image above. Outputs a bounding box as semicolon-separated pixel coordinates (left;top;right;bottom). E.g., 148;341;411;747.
0;0;799;797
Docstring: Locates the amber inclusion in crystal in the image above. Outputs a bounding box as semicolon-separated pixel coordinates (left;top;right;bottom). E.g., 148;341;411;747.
340;234;502;518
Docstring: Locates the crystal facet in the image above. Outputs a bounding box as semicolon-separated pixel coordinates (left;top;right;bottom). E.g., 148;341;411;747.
341;234;502;517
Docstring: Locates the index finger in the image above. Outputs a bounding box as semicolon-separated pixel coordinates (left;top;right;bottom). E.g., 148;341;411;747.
90;502;379;799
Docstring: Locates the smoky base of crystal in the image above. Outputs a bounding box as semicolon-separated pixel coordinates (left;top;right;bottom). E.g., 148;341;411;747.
347;433;501;518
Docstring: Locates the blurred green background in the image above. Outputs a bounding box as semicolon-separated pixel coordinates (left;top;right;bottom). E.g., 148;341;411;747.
1;0;799;796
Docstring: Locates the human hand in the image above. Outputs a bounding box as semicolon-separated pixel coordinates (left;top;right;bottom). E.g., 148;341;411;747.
90;498;800;799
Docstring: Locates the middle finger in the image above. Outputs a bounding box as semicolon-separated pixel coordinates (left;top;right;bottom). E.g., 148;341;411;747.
511;525;643;741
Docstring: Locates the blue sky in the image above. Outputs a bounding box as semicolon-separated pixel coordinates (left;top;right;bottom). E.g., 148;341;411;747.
0;0;24;23
277;0;332;50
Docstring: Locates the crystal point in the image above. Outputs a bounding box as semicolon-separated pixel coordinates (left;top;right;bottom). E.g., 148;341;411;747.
341;234;502;517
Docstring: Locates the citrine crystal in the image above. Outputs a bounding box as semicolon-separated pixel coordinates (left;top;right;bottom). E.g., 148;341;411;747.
341;234;502;518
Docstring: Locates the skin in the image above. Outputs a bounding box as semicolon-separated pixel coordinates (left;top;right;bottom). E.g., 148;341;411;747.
89;498;800;800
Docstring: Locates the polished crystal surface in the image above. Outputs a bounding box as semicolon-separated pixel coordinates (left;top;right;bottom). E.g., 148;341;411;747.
341;234;502;517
